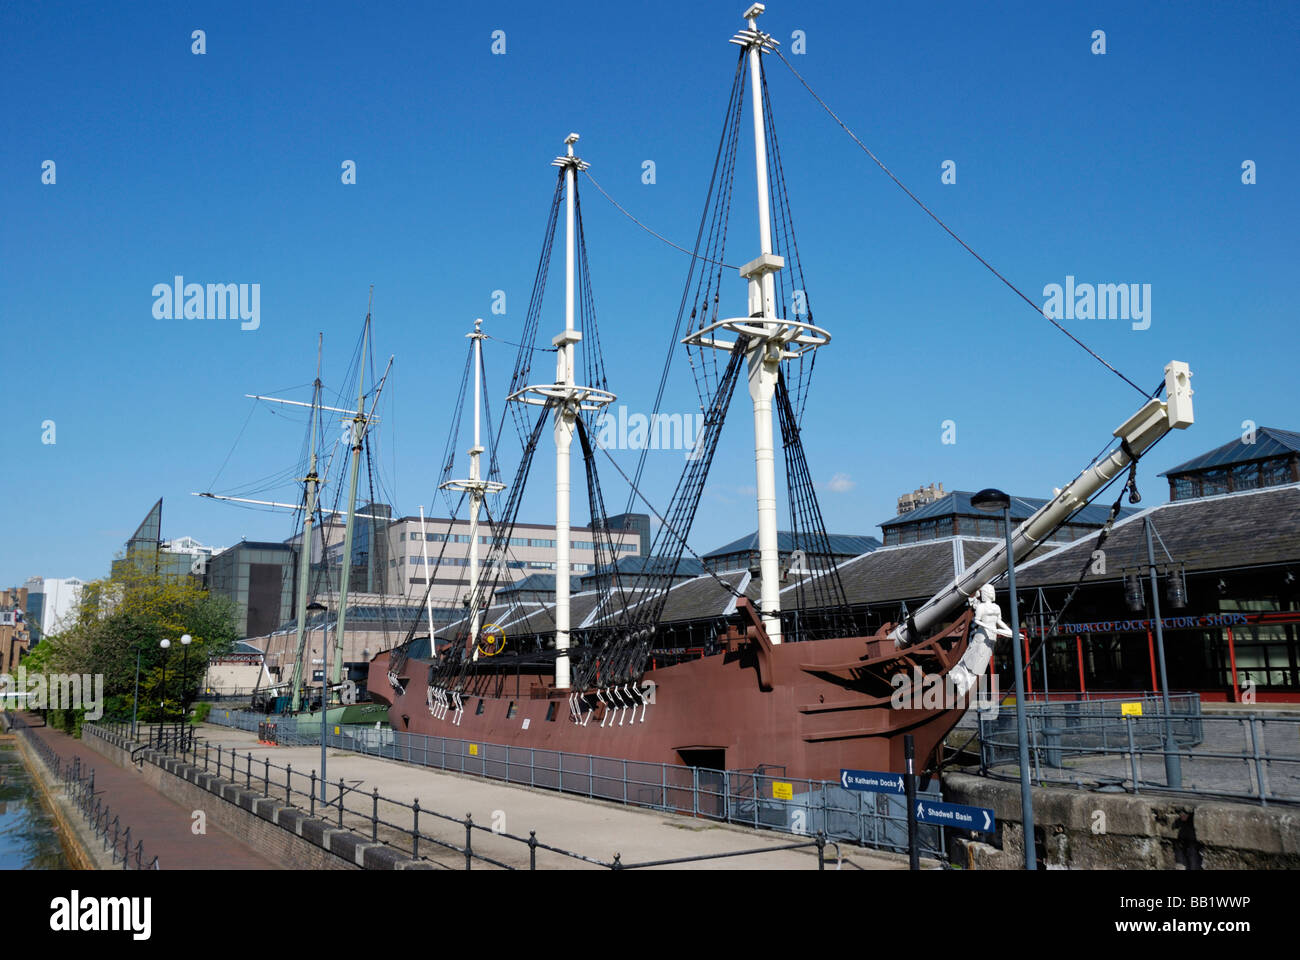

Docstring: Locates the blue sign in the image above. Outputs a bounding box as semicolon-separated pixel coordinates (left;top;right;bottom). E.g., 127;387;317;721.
840;769;905;794
913;799;997;833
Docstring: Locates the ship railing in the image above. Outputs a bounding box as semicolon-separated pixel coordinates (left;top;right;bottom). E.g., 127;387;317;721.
975;702;1300;804
11;715;160;869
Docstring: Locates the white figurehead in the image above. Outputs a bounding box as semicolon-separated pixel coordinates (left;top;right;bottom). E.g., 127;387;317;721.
949;583;1012;698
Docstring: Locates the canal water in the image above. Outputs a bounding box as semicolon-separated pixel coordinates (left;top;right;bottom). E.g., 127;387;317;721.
0;741;70;869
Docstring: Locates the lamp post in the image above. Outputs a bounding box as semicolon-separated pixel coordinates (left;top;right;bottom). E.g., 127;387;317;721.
1144;518;1183;788
971;488;1036;870
179;633;193;719
159;638;172;724
306;601;329;803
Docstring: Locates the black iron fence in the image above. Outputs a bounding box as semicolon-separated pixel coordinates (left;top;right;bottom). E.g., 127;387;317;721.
198;708;947;861
12;715;159;869
90;721;845;870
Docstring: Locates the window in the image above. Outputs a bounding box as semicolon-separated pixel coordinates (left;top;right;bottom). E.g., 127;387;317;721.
399;532;406;541
506;701;517;719
475;699;485;716
545;702;558;722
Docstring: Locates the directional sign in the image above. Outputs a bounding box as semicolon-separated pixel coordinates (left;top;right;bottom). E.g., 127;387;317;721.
840;769;905;794
914;799;997;833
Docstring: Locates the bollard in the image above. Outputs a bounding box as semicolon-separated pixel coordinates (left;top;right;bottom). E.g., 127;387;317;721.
529;830;537;870
412;799;421;859
464;812;473;869
286;763;293;805
338;778;344;827
265;757;270;794
612;852;623;871
217;744;223;779
816;831;826;870
310;771;316;816
246;752;252;788
372;788;379;841
1042;726;1064;769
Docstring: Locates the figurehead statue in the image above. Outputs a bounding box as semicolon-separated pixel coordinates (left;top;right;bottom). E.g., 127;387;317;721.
949;583;1013;699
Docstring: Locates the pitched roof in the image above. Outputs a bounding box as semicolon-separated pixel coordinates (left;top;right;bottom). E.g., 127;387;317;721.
1015;484;1300;587
703;530;881;559
1159;427;1300;475
879;491;1131;529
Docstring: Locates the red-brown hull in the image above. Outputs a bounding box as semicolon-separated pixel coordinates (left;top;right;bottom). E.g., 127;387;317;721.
367;623;971;782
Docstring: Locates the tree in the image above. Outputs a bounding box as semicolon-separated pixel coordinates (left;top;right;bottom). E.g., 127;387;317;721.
24;556;239;725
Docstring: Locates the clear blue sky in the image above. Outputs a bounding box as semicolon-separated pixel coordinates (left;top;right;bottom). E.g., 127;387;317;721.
3;1;1296;587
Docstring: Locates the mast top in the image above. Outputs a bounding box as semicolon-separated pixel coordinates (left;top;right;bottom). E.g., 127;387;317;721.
552;132;590;171
468;317;485;340
732;3;778;51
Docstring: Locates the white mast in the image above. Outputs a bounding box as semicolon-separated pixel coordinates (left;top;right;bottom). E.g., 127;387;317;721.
509;135;615;689
683;4;832;644
442;319;506;659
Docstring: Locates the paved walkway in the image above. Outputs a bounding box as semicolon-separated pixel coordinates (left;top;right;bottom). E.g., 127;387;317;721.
20;715;279;870
196;724;925;870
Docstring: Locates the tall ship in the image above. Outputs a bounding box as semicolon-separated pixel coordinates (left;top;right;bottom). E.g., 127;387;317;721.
367;4;1196;782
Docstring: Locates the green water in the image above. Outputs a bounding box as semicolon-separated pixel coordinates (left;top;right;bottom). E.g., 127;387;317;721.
0;743;70;869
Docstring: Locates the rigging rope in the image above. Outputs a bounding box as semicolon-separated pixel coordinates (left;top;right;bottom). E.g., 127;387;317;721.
771;47;1148;398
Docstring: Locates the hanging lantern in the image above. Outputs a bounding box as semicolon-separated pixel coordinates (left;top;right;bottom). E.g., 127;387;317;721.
1165;566;1188;609
1124;571;1144;611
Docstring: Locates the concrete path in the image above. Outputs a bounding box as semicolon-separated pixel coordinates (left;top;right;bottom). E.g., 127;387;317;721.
196;723;925;870
21;716;279;870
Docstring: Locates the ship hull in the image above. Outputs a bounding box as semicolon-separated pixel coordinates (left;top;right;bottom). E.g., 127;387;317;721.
366;618;973;783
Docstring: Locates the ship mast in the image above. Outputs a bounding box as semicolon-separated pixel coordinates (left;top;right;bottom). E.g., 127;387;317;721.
509;134;616;689
289;337;324;713
330;296;395;692
683;4;833;644
440;319;505;659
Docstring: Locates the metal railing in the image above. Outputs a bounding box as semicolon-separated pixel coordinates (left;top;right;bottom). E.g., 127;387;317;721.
88;722;840;869
200;709;948;860
977;698;1300;804
12;716;159;869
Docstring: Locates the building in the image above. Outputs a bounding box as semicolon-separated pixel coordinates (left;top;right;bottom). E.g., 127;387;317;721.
897;482;946;515
21;576;85;641
702;530;881;574
606;513;652;557
0;587;32;674
1014;482;1300;700
1160;426;1300;501
381;514;644;603
878;490;1132;546
204;540;297;639
111;499;221;581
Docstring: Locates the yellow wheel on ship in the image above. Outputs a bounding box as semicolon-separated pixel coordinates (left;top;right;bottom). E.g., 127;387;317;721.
478;624;506;657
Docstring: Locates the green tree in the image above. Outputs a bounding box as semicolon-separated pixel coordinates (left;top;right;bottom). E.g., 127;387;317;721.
23;556;239;728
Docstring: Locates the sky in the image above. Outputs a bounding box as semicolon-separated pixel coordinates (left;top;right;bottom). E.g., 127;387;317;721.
2;0;1297;588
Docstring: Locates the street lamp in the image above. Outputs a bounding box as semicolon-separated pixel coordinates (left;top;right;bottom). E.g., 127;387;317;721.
180;633;193;719
159;638;172;724
305;600;329;803
1143;518;1183;789
971;487;1036;871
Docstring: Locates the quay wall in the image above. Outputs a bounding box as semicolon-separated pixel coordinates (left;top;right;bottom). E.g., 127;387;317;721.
81;729;432;871
945;772;1300;869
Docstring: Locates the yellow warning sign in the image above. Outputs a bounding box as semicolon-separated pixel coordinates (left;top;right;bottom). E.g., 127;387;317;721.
469;743;479;756
334;725;341;736
773;781;794;800
1121;702;1143;716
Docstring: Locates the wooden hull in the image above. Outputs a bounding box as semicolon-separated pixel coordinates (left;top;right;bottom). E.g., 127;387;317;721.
366;615;974;782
